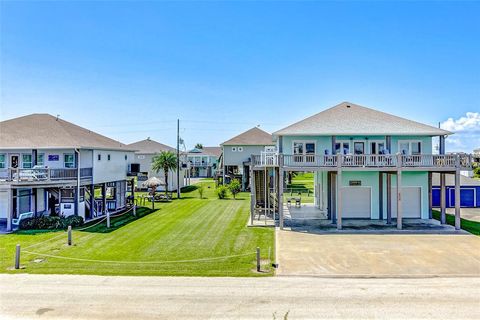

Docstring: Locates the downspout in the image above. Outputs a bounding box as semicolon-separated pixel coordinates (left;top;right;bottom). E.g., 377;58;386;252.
75;148;80;216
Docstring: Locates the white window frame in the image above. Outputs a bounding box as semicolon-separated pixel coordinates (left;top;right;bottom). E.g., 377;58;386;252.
369;140;386;154
0;154;5;169
292;140;316;155
231;147;237;152
238;147;243;152
335;140;351;155
22;154;33;169
64;153;75;168
398;140;423;155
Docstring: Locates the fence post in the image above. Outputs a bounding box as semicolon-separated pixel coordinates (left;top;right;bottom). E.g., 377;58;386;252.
256;247;261;272
67;225;72;246
106;210;111;228
15;244;20;269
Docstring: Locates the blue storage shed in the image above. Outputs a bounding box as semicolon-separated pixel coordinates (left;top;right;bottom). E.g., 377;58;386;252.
432;173;480;208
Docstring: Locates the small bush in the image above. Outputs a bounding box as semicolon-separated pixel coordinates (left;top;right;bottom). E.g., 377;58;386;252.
216;185;229;199
19;215;84;230
197;184;205;199
228;179;242;199
64;215;84;228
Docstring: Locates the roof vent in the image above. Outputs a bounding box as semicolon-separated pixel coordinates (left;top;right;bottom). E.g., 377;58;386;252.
346;105;351;108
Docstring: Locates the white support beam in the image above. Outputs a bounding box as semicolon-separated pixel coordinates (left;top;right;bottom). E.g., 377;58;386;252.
396;170;402;230
440;173;446;224
336;170;342;230
279;167;284;230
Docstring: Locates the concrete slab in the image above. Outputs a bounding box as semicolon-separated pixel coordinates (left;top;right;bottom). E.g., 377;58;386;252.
445;207;480;223
276;230;480;277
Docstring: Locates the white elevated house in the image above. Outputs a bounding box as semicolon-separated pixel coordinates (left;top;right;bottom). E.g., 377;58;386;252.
0;114;135;231
127;138;185;191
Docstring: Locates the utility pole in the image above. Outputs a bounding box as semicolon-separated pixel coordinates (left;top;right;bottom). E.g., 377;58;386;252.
177;119;181;199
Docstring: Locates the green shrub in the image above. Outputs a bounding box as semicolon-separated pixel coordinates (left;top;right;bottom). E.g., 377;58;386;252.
19;215;84;230
197;184;205;199
216;185;229;199
228;179;241;199
64;215;84;228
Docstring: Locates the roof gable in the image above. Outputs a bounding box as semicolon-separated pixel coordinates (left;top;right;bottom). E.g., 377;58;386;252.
127;139;175;154
222;127;274;146
0;113;133;150
273;102;452;137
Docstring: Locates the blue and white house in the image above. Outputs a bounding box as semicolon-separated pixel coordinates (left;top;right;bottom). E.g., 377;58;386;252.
250;102;473;230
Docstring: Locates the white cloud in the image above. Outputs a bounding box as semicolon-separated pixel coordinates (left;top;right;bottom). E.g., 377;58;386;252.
440;112;480;152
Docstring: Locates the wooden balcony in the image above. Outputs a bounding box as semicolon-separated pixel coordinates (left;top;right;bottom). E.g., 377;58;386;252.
0;167;93;184
252;153;472;171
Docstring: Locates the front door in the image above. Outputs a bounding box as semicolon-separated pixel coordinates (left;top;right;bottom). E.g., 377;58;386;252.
10;155;19;168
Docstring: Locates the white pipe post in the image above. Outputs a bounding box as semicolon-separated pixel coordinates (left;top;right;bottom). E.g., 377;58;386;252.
106;210;110;228
133;205;136;217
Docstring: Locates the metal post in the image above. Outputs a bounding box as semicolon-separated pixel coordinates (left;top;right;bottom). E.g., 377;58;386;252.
67;225;72;246
176;119;181;199
133;205;137;217
15;244;20;269
256;247;261;272
106;210;110;228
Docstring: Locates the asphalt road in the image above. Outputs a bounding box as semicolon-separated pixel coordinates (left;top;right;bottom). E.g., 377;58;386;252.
1;274;479;319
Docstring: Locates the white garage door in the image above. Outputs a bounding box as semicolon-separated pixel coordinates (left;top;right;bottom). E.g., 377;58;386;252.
391;187;421;218
340;187;371;218
0;190;8;219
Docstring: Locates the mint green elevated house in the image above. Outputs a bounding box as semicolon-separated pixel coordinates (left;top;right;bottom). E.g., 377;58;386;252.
250;102;473;230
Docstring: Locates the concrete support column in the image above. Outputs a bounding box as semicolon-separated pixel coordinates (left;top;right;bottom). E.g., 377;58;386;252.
428;172;433;219
440;173;446;224
336;170;342;230
396;170;402;230
379;172;384;220
386;173;392;224
455;170;461;230
278;166;284;230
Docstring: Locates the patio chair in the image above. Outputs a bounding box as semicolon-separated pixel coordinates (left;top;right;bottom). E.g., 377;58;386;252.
12;212;34;229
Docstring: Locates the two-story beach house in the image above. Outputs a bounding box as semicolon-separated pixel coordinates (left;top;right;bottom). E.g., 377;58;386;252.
186;147;221;178
250;102;473;230
221;127;274;190
127;138;185;191
0;114;135;231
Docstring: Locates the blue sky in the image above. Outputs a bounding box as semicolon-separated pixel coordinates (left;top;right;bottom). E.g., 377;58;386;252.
1;1;479;152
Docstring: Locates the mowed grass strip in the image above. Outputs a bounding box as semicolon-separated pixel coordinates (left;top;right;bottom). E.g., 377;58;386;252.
0;181;274;276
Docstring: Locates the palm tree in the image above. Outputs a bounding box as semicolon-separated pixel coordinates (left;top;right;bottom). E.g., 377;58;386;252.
152;151;178;196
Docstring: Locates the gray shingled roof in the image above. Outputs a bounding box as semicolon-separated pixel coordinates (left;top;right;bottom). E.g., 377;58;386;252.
222;127;274;146
432;173;480;186
273;102;452;137
188;147;222;157
0;113;133;151
127;139;175;154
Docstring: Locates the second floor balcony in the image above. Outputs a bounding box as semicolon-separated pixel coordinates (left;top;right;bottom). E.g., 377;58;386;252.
252;152;473;171
0;167;93;184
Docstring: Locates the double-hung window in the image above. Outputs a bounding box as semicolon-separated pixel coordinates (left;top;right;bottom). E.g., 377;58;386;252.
22;154;33;169
36;154;45;166
0;154;5;169
399;141;422;155
64;154;75;168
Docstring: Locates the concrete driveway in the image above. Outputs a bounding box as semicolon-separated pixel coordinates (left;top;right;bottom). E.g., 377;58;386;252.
446;207;480;222
276;230;480;277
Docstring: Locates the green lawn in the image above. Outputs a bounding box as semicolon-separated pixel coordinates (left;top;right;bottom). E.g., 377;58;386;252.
432;210;480;236
0;180;274;276
286;172;314;203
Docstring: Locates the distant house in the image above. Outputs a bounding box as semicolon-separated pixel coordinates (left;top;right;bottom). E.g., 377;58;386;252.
0;114;135;231
221;127;274;190
127;138;185;191
473;148;480;163
433;173;480;208
186;147;221;178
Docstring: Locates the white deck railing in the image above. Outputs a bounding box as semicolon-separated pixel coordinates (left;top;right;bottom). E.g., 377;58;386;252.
0;167;93;183
253;153;472;170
